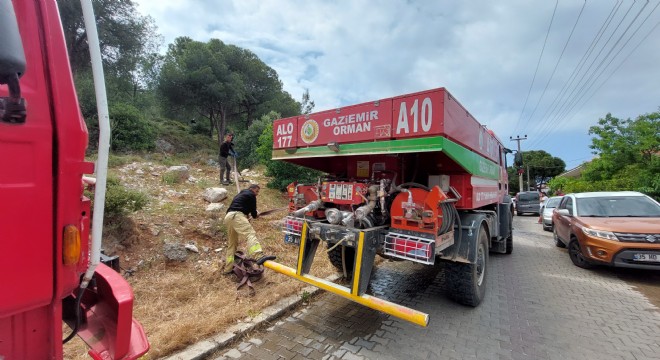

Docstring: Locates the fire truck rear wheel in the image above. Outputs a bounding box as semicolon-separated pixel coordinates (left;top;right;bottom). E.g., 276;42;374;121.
445;225;488;306
327;243;355;278
505;216;513;254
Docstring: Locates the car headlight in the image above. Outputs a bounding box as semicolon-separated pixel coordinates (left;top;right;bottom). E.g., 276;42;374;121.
582;227;618;241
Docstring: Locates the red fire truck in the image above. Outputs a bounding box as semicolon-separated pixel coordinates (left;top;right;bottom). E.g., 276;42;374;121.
0;0;149;359
267;87;514;326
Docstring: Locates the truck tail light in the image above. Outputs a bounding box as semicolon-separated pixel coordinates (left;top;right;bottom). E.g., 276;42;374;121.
63;225;81;265
282;216;304;245
384;232;435;265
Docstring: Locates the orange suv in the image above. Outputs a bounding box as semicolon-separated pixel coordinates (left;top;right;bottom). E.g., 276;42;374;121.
552;191;660;270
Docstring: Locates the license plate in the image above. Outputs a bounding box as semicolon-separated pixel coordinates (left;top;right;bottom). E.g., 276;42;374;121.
633;253;659;262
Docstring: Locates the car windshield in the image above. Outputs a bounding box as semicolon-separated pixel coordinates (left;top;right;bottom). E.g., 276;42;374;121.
576;196;660;217
518;192;539;201
545;197;561;208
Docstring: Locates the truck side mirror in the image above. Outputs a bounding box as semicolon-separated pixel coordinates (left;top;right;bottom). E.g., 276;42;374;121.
557;209;571;217
0;0;26;84
0;0;27;124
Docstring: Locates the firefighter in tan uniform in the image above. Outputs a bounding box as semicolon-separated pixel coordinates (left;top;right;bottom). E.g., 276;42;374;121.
223;184;263;273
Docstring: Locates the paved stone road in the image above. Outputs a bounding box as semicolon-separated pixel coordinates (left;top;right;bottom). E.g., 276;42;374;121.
212;216;660;360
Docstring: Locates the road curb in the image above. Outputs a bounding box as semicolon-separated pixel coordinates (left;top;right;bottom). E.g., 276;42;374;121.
160;274;341;360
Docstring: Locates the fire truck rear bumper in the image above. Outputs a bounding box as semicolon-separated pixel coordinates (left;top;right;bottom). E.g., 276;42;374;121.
263;260;429;327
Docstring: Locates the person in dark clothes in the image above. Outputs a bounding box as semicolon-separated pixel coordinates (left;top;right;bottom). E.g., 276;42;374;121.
222;184;263;273
219;133;235;185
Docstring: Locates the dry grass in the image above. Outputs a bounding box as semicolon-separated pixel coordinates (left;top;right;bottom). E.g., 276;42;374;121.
64;156;337;359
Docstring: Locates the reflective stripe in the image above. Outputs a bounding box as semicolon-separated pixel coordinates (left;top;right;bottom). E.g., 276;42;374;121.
248;243;262;256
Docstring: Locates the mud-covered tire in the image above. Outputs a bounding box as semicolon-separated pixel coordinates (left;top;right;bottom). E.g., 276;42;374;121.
445;225;488;306
505;217;513;255
327;243;355;278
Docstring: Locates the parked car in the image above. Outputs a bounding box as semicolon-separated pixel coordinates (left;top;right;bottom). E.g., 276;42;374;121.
552;191;660;270
541;196;563;231
516;191;540;215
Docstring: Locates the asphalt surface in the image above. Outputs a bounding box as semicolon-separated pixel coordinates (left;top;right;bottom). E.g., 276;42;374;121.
208;215;660;360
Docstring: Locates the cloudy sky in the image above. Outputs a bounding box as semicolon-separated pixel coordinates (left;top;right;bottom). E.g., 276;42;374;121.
133;0;660;170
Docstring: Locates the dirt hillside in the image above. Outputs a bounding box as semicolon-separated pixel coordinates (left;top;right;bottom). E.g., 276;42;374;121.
64;154;337;359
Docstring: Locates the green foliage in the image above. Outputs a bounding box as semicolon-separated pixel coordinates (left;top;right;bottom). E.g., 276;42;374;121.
60;1;163;121
259;90;301;119
107;154;143;168
507;150;565;193
257;121;323;190
162;172;182;185
58;0;160;80
158;37;301;143
233;112;280;169
101;177;149;217
153;118;217;154
549;111;659;199
585;112;659;181
109;103;157;152
523;150;566;186
301;290;311;304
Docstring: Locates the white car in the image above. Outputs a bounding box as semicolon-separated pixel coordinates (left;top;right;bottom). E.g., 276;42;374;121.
541;196;563;231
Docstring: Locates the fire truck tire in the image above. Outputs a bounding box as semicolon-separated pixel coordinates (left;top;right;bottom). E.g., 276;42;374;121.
327;243;355;278
445;226;488;307
505;217;513;254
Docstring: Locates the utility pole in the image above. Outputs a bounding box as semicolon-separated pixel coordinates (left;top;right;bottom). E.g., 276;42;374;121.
510;135;527;193
527;165;531;191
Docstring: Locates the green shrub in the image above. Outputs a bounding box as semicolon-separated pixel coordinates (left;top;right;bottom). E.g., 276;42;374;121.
256;121;322;190
152;118;216;154
162;172;184;185
95;176;149;217
108;103;157;152
232;113;277;169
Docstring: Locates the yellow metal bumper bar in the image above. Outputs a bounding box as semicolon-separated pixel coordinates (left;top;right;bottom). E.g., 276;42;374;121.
263;260;430;327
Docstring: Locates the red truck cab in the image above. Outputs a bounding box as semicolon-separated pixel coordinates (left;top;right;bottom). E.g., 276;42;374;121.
0;0;148;359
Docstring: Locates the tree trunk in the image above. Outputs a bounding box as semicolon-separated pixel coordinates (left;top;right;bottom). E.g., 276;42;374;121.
219;105;227;137
208;108;214;138
246;103;253;128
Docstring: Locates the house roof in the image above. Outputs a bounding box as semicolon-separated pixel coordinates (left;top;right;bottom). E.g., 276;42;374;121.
557;164;585;178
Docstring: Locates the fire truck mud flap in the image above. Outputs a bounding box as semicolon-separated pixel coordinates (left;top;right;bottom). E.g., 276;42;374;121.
76;263;149;360
438;213;489;264
268;221;429;327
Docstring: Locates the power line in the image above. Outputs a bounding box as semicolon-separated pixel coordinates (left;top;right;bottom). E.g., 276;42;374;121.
529;1;655;149
550;1;650;128
541;7;660;141
525;1;622;138
554;1;658;122
531;0;638;143
513;0;558;132
521;0;587;134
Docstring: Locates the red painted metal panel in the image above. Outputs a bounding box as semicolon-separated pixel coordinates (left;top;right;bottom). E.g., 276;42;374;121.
294;99;393;147
443;91;499;163
41;0;94;299
279;88;502;166
2;2;148;359
0;0;54;319
0;305;56;360
391;88;445;139
273;117;298;149
450;174;474;209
